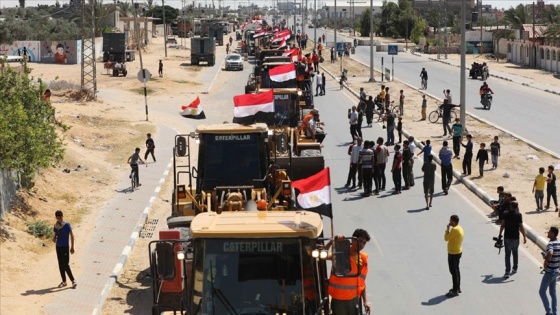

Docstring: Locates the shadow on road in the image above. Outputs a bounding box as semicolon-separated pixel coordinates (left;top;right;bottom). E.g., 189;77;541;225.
481;274;512;284
420;294;447;306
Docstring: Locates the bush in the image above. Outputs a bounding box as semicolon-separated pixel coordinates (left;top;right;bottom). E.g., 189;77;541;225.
26;220;54;239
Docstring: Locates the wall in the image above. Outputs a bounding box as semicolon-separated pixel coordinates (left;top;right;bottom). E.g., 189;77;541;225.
0;170;18;219
0;41;41;61
39;40;82;64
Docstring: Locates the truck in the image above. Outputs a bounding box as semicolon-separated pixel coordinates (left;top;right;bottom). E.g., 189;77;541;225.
102;32;127;62
191;37;216;66
200;19;226;46
149;124;352;315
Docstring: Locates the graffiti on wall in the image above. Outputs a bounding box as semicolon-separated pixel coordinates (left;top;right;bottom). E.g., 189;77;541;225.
0;41;40;62
40;40;82;64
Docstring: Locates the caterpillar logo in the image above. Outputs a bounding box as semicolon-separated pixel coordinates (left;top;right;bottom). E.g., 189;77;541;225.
214;135;251;141
223;241;283;253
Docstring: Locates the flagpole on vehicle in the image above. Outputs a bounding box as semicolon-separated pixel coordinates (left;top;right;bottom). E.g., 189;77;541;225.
327;167;334;238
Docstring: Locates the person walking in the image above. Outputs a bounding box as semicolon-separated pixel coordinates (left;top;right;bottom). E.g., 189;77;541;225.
158;60;163;78
346;138;363;189
374;137;389;193
145;133;156;162
439;140;453;195
476;143;489;177
53;210;76;288
349;106;358;141
328;229;372;315
533;167;547;211
451;118;463;158
398;89;405;115
330;47;335;63
312;51;319;71
498;201;527;279
546;165;559;212
365;96;374;127
391;144;402;194
490;136;501;169
396;117;403;143
402;140;413;190
445;214;464;298
356;102;365;140
420;95;427;120
321;73;326;95
359;141;374;197
422;154;437;209
386;111;395;146
539;226;560;315
461;135;473;176
315;72;323;97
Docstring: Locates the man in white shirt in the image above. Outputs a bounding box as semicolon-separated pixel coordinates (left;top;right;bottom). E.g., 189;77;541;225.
349;106;358;141
444;89;453;104
306;112;326;143
345;138;363;189
315;73;323;97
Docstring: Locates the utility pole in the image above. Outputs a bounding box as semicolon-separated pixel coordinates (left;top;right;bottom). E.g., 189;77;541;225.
80;0;97;100
532;1;536;68
479;0;483;55
314;0;317;50
460;0;466;129
368;0;374;82
334;0;337;60
133;0;150;121
163;0;167;57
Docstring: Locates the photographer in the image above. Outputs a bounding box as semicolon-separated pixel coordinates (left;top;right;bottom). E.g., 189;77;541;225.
498;201;527;279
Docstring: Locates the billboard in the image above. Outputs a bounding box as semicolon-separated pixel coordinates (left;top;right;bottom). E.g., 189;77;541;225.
0;41;41;62
39;40;82;64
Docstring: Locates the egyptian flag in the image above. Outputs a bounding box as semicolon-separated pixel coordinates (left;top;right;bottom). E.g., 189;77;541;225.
272;36;284;43
180;96;206;119
254;29;266;38
277;38;287;49
233;89;275;125
292;168;333;219
282;48;300;62
268;63;296;88
277;30;291;40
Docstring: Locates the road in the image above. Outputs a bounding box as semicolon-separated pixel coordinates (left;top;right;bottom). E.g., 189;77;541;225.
320;30;560;156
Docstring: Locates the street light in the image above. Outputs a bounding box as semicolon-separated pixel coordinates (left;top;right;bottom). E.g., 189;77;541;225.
368;0;374;82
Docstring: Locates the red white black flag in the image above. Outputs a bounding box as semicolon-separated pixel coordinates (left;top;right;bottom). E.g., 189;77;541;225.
233;89;275;125
180;96;206;119
292;167;333;218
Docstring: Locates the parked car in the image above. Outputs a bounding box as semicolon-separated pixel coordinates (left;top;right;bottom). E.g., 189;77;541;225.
225;53;243;71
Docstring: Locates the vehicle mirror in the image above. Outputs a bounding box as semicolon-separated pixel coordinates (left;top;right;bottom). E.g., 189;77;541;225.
332;237;358;277
155;242;176;280
176;136;187;157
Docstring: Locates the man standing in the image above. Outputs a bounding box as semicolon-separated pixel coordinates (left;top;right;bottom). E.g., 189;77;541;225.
346;138;363;189
374;137;390;193
391;144;402;194
498;201;527;279
546;165;559;212
53;210;77;288
145;133;156;162
441;100;459;137
461;134;473;176
349;106;358;141
399;89;405;115
158;60;163;78
359;141;374;197
321;73;326;96
315;72;323;97
439;141;453;195
539;226;560;315
451;118;463;158
445;215;464;298
328;229;372;315
402;140;413;190
386;111;395;146
422;154;437;209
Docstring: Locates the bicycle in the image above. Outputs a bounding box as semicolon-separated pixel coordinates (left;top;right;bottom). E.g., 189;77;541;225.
130;166;138;192
428;103;457;123
420;77;427;90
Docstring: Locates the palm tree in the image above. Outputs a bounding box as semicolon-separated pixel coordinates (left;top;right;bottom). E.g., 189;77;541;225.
145;0;157;12
543;24;560;46
542;5;560;24
503;4;529;30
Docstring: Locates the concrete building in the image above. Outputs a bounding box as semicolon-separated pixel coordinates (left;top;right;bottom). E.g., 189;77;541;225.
505;24;560;72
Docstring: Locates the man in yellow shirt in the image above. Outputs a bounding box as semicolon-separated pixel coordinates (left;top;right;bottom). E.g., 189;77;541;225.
445;214;464;297
533;167;547;211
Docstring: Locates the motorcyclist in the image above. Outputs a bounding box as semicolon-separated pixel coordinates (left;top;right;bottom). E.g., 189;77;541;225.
420;68;428;88
479;82;494;102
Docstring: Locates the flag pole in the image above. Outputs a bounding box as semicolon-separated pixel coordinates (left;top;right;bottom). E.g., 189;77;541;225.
327;167;334;238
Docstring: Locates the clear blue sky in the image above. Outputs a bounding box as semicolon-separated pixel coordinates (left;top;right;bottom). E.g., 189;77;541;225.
1;0;558;11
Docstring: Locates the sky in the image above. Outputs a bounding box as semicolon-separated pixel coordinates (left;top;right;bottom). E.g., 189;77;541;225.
1;0;560;11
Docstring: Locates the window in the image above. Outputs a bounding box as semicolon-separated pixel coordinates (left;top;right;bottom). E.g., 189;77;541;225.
546;49;550;60
553;50;557;61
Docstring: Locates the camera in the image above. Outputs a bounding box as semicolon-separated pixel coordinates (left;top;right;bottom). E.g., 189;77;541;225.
493;236;503;254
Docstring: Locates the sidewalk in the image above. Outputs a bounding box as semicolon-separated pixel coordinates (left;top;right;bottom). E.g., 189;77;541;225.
44;124;176;315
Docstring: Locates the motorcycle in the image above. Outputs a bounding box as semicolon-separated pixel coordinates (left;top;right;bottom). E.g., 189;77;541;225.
481;93;493;110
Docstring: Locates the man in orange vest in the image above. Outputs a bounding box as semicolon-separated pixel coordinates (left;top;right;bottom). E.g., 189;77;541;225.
328;228;371;315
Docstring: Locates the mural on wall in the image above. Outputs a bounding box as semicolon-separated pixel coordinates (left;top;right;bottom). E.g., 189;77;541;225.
40;40;82;64
0;41;40;62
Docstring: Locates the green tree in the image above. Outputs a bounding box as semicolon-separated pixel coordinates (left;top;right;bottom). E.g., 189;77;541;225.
359;8;372;37
0;66;65;186
410;17;427;44
148;5;179;23
503;4;529;30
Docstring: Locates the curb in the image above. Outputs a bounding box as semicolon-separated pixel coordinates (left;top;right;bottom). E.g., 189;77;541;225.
91;158;173;315
322;59;551;252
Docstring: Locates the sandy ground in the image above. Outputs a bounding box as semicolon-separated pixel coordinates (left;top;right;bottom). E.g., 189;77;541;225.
316;44;560;248
0;36;218;314
1;33;559;314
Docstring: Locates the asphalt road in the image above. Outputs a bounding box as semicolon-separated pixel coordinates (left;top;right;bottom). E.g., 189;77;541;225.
321;30;560;156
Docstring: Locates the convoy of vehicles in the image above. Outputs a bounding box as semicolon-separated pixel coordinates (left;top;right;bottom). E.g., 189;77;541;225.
225;53;243;71
191;37;216;66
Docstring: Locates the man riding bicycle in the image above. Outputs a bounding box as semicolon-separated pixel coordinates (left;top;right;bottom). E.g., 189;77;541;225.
127;147;144;187
479;82;494;101
420;68;428;88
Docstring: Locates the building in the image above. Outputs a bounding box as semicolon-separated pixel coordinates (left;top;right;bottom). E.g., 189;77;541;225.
526;0;555;21
320;4;382;19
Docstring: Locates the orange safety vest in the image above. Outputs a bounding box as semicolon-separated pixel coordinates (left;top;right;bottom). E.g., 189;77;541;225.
328;252;368;301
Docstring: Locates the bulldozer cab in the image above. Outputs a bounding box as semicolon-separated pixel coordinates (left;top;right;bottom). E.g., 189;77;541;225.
258;88;301;128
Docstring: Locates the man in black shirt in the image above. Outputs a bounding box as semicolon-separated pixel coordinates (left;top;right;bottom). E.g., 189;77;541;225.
498;201;527;279
546;165;558;212
461;134;473;176
145;133;156;162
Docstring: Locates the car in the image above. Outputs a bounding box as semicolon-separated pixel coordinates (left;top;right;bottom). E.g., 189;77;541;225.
225;53;243;71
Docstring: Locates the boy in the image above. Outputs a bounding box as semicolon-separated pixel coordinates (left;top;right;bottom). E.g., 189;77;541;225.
476;143;489;177
417;139;432;163
127;147;144;187
145;133;156;162
397;116;403;143
399;90;405;115
533;167;546;211
421;95;427;120
490;136;501;169
391;144;403;194
546;165;558;212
